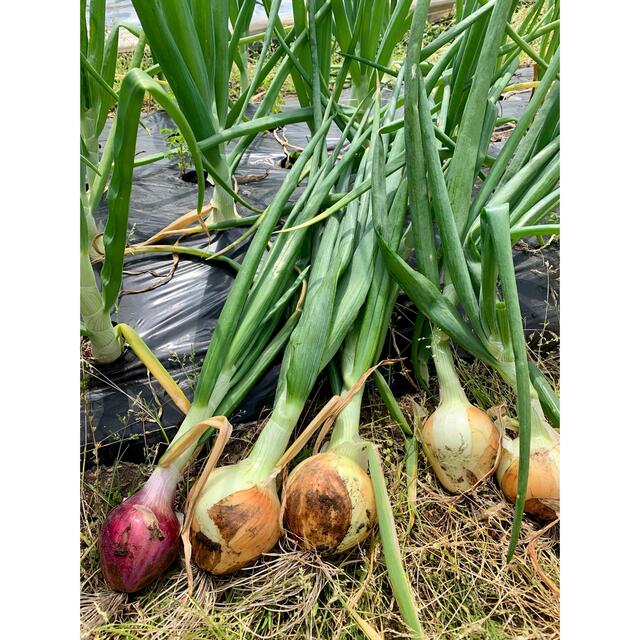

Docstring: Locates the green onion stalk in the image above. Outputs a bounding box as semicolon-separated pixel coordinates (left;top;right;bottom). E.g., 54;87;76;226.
330;0;413;105
479;207;560;523
129;0;283;224
400;0;503;494
427;0;559;512
282;112;426;638
188;212;346;573
80;59;209;366
81;0;146;256
378;200;560;555
80;242;120;363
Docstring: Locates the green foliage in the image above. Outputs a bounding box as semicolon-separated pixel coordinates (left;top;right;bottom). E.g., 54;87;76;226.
160;127;193;174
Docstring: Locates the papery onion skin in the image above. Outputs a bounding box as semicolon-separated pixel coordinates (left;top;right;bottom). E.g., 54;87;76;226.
497;437;560;521
421;403;500;494
99;467;181;593
283;452;376;553
189;464;281;575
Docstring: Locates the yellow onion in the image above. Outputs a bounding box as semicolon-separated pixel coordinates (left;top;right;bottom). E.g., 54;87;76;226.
421;401;500;493
283;452;376;553
422;326;501;494
189;461;281;574
496;414;560;521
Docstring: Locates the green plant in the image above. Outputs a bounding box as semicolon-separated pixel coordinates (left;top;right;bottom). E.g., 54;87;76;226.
160;127;193;175
81;0;146;256
378;0;560;559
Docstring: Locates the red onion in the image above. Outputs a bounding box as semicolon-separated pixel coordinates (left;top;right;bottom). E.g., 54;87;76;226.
99;466;181;593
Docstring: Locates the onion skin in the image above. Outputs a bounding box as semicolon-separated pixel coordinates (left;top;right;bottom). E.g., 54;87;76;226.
421;403;500;493
190;466;281;575
497;435;560;521
99;467;181;593
283;452;376;553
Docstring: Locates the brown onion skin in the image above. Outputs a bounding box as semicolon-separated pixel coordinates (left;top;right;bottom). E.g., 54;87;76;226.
190;485;281;575
499;448;560;521
283;453;376;554
99;490;181;593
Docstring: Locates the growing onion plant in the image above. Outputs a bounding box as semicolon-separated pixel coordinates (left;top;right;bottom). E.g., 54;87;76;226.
80;63;206;368
186;89;384;575
81;0;146;256
281;88;407;551
379;0;560;557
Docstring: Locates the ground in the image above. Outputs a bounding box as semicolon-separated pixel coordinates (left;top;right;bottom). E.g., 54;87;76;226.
80;350;559;640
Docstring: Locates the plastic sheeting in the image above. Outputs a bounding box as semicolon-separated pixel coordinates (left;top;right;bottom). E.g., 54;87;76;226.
82;86;558;466
82;107;343;465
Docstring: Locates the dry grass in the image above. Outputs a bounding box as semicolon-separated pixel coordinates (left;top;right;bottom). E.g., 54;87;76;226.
80;353;559;640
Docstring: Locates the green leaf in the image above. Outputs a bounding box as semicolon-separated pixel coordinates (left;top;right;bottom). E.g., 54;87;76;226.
404;0;439;285
377;233;497;366
367;445;425;639
483;203;532;561
447;0;514;233
101;69;205;312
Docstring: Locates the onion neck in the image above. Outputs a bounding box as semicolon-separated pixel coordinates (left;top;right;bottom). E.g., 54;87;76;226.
349;76;372;106
139;466;180;511
530;395;558;446
162;403;216;473
432;326;469;407
329;387;364;446
83;209;104;259
327;387;368;469
80;252;121;364
492;353;556;443
245;395;305;479
161;369;236;472
206;152;239;223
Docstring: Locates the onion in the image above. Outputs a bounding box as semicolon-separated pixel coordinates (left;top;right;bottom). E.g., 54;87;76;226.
283;452;376;553
496;407;560;520
189;461;281;574
421;402;500;493
99;466;181;593
421;327;500;493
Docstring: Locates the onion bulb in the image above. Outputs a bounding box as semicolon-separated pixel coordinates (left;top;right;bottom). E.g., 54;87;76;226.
99;466;181;593
496;412;560;521
189;461;281;574
423;326;501;493
283;452;376;553
421;401;500;493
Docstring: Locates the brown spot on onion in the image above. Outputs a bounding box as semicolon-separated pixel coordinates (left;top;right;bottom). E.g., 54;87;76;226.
283;453;376;554
190;485;281;575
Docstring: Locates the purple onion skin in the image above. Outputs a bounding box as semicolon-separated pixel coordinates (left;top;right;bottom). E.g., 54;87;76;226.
99;467;181;593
